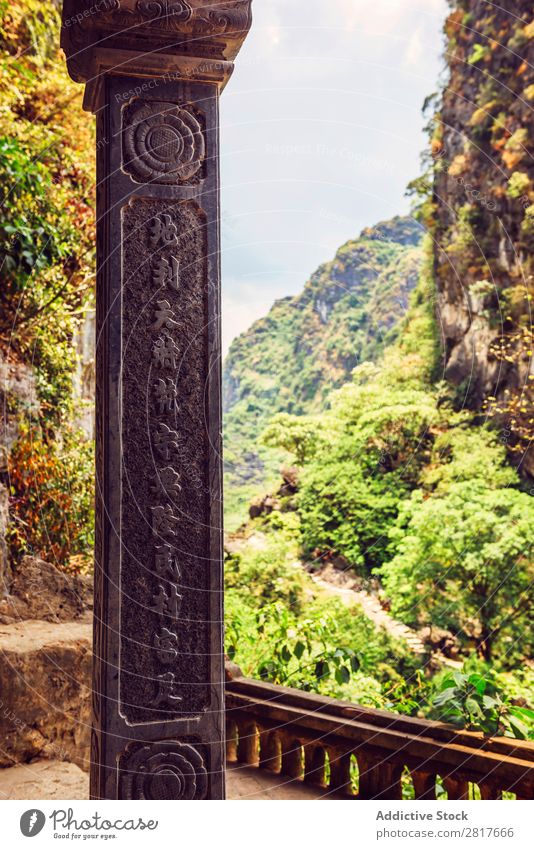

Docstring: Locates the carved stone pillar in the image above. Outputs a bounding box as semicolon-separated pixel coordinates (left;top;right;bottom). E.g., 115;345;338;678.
61;0;252;800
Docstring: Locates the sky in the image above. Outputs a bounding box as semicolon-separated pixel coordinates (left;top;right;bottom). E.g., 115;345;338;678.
219;0;448;354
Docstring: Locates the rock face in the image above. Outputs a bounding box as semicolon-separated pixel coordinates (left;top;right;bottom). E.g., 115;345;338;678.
0;619;92;771
0;353;40;588
0;356;39;472
0;483;10;592
0;557;93;775
0;556;92;625
433;2;533;472
72;302;96;439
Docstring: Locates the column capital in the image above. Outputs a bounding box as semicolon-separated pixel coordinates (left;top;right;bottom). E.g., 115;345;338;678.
61;0;252;110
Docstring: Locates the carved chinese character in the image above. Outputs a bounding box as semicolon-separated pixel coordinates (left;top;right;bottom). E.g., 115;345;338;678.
152;299;179;331
154;543;181;582
153;422;180;462
153;671;182;707
151;583;182;618
151;503;179;538
149;213;178;249
151;466;182;499
152;255;180;292
152;335;180;369
153;377;178;414
154;627;179;664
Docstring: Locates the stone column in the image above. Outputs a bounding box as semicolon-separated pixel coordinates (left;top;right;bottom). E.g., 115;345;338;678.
61;0;251;801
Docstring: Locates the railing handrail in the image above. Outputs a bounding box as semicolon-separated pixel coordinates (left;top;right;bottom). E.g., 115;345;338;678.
225;671;534;797
226;674;534;761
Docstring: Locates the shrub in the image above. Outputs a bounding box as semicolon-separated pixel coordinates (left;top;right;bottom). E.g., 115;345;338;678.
8;424;94;572
431;669;534;739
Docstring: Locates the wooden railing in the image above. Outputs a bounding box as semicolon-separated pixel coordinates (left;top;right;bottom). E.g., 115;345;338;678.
225;671;534;800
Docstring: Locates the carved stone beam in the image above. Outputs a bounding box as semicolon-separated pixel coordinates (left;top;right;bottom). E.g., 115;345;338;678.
60;0;252;800
62;0;252;109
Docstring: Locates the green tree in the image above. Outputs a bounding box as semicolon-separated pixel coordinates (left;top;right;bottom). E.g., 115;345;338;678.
296;362;441;569
261;412;321;465
380;484;534;662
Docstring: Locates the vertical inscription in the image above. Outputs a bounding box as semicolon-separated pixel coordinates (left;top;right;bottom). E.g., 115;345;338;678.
120;198;210;723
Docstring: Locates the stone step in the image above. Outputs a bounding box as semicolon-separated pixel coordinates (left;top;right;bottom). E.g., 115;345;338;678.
0;619;92;771
0;759;88;800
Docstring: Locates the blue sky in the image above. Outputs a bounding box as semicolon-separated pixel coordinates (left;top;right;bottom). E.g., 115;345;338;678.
219;0;448;353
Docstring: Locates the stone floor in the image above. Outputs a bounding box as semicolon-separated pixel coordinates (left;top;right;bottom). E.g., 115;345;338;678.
0;760;88;800
0;760;327;800
226;763;327;800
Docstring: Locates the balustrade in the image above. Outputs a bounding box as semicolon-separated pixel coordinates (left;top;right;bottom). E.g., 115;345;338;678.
225;671;534;800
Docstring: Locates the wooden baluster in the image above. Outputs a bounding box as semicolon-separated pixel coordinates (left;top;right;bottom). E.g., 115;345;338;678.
304;746;327;787
259;730;280;773
280;733;304;780
358;754;403;800
226;720;238;763
513;778;534;799
443;777;469;800
236;720;258;766
412;770;437;800
479;782;501;800
328;748;352;796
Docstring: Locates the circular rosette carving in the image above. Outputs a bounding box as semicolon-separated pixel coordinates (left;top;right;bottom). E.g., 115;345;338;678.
120;741;208;800
123;101;205;184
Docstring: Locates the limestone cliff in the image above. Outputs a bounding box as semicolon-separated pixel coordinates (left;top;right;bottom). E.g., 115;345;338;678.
431;1;533;472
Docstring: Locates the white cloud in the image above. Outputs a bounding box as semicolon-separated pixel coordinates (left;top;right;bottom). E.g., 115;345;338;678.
220;0;448;350
404;26;424;67
331;0;444;34
222;290;275;357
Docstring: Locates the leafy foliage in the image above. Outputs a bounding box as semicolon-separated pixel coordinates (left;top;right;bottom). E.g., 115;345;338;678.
262;413;321;465
259;261;534;672
0;0;94;423
8;424;94;571
431;670;534;739
2;0;533;743
226;587;419;706
225;512;310;613
227;601;360;691
0;0;95;571
381;484;534;662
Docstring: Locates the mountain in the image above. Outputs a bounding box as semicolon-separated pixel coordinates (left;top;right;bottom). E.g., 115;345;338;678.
223;216;424;521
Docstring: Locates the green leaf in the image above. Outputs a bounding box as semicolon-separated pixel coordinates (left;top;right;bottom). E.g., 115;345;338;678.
281;644;292;663
433;687;458;707
468;674;487;696
453;672;467;688
258;662;274;681
315;660;330;681
227;645;236;661
509;707;534;721
337;665;350;684
465;697;484;719
507;716;529;740
350;655;360;672
294;641;305;660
